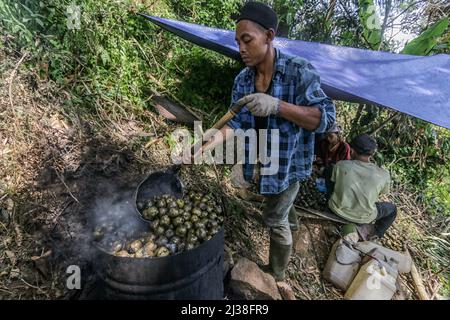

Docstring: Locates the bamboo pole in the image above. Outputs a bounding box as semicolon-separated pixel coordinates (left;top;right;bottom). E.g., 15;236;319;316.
406;248;429;300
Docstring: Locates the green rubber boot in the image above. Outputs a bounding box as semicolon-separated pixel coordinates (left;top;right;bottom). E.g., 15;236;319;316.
269;238;292;282
288;206;299;231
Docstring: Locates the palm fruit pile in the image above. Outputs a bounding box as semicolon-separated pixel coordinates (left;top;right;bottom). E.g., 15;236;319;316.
295;176;328;211
102;233;168;258
95;190;224;258
379;227;406;252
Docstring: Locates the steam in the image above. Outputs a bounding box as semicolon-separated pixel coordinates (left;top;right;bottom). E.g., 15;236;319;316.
90;187;148;251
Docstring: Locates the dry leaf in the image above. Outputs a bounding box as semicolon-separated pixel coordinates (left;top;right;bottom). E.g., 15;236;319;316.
5;250;16;265
9;268;20;279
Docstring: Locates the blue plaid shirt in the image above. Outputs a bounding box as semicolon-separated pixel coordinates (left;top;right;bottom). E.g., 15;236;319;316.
227;48;336;195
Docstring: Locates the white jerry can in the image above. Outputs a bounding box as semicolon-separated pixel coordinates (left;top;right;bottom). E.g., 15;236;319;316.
322;239;361;291
354;241;412;273
344;258;398;300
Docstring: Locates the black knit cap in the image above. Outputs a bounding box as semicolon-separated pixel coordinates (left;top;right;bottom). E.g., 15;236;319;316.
236;2;278;31
350;134;378;156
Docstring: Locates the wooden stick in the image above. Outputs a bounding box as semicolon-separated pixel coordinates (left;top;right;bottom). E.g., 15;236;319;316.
369;112;400;136
406;248;429;300
430;281;442;300
190;103;243;155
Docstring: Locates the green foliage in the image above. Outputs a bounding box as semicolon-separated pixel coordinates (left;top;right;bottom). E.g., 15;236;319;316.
169;47;241;117
372;116;450;215
0;0;46;48
165;0;241;29
424;177;450;216
0;0;242;119
401;17;449;55
266;0;304;36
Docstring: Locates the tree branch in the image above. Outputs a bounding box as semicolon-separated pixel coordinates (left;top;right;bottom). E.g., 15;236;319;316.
369;111;399;136
378;0;393;50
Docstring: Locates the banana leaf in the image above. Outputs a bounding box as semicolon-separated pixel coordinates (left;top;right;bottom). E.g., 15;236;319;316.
402;17;449;56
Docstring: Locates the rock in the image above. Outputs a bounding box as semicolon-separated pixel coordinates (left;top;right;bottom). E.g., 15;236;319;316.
276;281;296;300
229;257;282;300
223;247;234;277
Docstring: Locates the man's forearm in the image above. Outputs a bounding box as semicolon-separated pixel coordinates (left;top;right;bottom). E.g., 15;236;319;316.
278;100;322;131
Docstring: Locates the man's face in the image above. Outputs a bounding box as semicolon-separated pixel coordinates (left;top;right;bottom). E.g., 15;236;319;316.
235;20;272;67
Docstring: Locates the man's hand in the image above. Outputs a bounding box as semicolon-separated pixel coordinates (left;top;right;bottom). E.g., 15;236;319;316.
237;93;279;117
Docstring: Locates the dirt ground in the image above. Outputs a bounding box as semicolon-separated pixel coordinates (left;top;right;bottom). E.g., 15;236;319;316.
0;56;447;300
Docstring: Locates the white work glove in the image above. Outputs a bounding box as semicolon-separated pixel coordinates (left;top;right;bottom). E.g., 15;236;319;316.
237;93;280;117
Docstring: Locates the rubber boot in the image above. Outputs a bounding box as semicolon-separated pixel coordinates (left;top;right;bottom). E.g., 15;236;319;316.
269;238;292;282
288;206;299;231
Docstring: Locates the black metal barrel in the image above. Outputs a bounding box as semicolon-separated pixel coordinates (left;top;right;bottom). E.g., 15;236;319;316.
94;228;224;300
93;167;224;299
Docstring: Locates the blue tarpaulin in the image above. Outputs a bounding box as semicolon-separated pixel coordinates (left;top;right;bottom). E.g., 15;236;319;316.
141;15;450;129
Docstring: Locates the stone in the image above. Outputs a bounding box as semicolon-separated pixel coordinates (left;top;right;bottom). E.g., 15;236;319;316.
276;281;296;300
230;257;282;300
223;247;234;277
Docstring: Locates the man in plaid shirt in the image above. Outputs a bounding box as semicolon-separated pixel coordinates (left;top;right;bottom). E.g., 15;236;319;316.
188;2;336;281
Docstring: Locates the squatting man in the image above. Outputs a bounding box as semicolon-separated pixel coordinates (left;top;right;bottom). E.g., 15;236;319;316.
182;2;336;281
